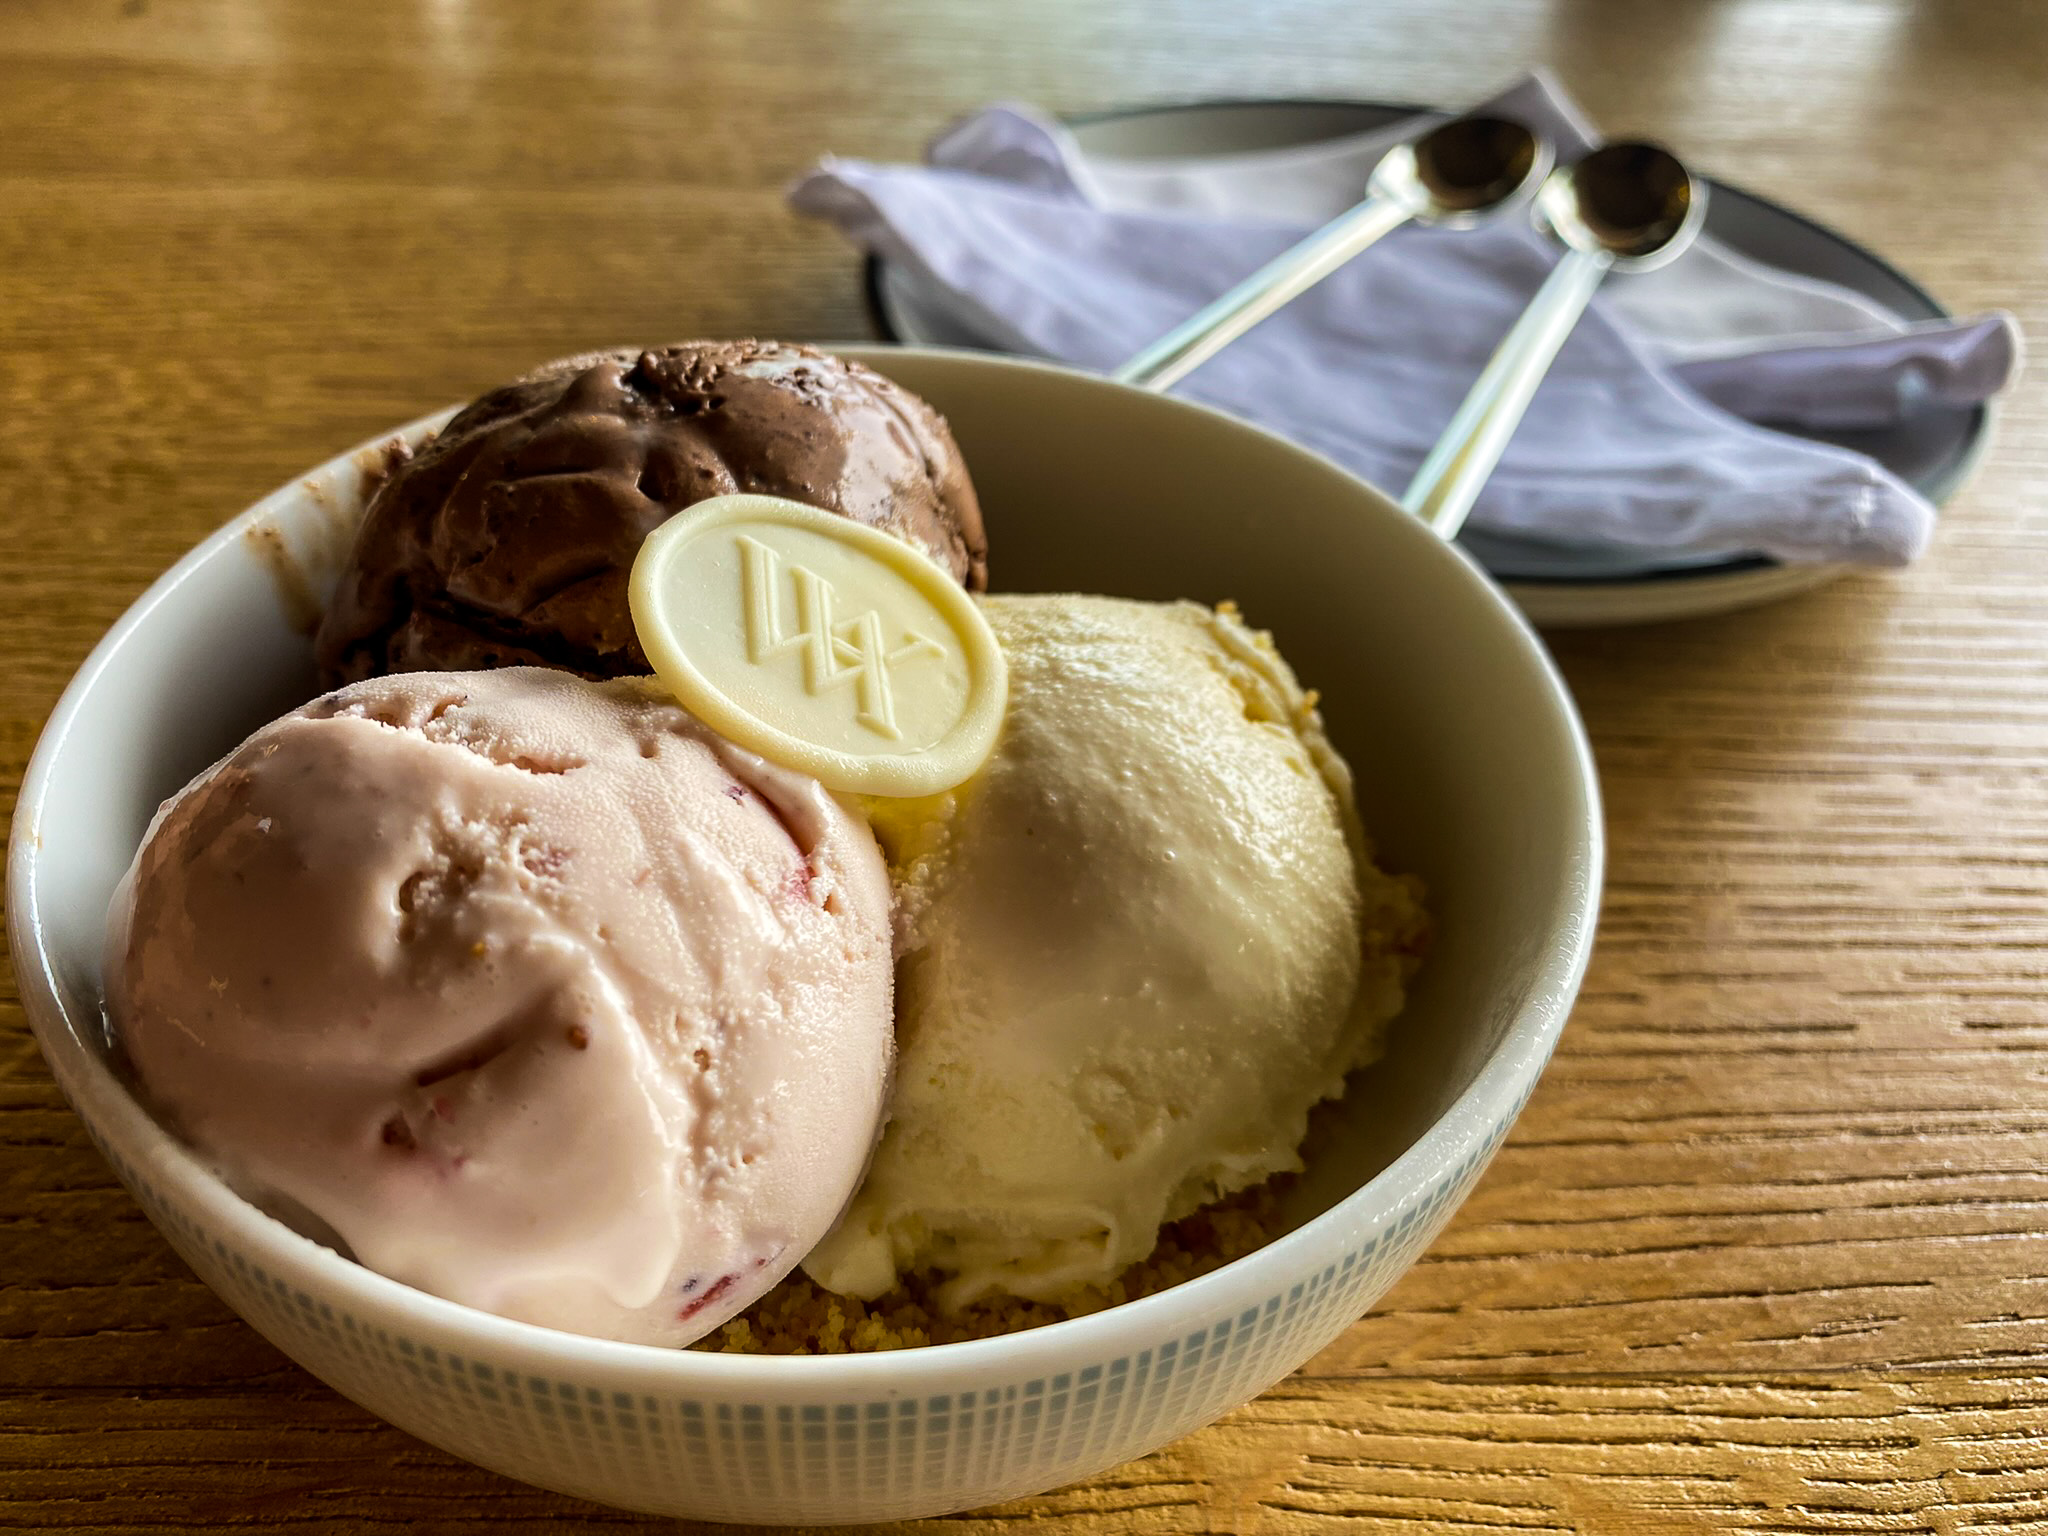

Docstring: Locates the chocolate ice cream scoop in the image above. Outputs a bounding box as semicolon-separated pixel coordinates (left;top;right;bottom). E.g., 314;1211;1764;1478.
314;341;988;685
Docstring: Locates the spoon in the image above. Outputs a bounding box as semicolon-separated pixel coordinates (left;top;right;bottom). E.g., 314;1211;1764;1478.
1114;114;1552;392
1401;140;1706;540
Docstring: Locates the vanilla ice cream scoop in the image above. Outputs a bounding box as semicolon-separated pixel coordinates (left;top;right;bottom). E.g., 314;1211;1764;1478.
106;667;894;1347
804;595;1426;1310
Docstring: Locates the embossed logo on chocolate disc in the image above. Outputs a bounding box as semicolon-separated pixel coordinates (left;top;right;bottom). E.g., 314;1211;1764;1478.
630;495;1006;797
738;535;945;741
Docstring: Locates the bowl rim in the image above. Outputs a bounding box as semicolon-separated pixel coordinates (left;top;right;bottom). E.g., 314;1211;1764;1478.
8;343;1603;1390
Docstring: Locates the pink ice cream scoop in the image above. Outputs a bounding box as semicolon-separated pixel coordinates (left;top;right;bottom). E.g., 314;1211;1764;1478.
105;667;894;1348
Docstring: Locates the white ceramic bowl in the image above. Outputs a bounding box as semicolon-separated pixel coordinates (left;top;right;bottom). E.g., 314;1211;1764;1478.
8;347;1600;1524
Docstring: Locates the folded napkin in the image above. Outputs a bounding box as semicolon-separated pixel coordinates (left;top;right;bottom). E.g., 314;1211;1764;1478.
791;73;2022;566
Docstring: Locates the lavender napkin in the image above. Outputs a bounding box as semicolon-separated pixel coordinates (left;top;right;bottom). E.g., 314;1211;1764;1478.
790;75;2021;566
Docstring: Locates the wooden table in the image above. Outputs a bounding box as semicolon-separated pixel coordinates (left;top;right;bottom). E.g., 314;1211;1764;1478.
4;1;2044;1529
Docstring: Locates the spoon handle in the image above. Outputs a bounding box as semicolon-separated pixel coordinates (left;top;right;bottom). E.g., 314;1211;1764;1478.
1401;246;1613;541
1114;192;1415;392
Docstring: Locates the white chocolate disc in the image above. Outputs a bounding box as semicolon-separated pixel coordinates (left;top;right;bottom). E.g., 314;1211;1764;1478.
629;495;1006;797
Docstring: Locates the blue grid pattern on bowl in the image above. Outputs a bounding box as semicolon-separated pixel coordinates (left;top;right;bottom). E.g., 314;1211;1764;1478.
83;1095;1521;1524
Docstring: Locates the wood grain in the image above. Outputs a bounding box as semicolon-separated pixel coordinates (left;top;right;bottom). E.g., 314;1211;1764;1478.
4;0;2046;1530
